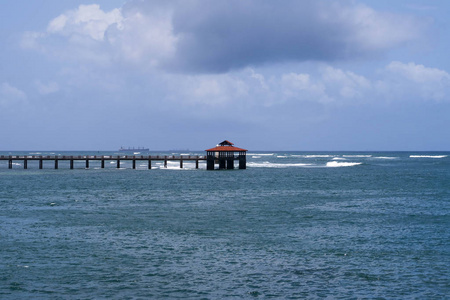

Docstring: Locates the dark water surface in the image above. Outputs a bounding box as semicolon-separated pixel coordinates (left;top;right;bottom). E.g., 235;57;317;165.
1;151;449;298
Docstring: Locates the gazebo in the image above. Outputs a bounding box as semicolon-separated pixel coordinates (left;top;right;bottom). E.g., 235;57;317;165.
205;140;248;170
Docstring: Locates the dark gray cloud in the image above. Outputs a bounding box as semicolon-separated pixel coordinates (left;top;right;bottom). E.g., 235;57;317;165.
165;0;422;73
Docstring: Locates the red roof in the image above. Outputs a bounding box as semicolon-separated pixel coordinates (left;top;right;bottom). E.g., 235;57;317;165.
205;145;248;152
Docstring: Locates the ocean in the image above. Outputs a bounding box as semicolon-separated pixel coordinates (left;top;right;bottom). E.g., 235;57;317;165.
1;151;449;299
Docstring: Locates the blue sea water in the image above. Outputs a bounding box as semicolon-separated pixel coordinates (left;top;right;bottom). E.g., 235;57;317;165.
0;151;449;299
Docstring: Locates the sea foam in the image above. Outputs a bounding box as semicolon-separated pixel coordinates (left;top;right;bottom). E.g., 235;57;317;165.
248;162;312;168
326;161;362;167
410;155;447;158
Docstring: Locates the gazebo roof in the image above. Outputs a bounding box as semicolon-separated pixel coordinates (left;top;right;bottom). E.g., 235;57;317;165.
219;140;234;146
205;140;247;152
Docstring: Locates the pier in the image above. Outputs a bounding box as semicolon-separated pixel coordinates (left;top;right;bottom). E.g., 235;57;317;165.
1;140;248;170
0;155;205;170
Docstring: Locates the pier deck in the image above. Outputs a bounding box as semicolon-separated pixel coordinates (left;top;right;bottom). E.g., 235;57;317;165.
0;155;206;169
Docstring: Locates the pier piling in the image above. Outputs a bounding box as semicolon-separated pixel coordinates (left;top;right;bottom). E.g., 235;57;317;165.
1;154;208;170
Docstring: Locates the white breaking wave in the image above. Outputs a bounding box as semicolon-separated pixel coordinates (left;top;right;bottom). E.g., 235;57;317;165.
332;157;346;160
277;155;289;158
248;162;312;168
294;155;335;158
247;153;274;156
410;155;447;158
343;155;372;158
252;156;262;159
326;161;362;167
372;157;398;159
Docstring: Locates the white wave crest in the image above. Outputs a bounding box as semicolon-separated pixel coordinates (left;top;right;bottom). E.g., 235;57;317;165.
248;162;312;168
326;161;362;167
343;155;372;158
373;156;397;159
252;156;262;159
247;153;274;156
332;157;346;160
297;155;334;158
410;155;447;158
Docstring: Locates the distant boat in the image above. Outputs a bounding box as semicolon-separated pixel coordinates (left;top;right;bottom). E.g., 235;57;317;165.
119;146;149;152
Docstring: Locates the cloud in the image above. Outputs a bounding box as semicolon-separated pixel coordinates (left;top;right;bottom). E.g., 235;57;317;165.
382;61;450;101
281;73;330;103
321;66;371;100
107;2;177;67
47;4;123;41
169;0;425;72
22;0;427;73
386;61;450;83
35;80;59;95
0;82;27;107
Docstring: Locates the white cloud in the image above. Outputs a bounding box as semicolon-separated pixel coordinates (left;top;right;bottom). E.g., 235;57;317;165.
35;81;59;95
383;61;450;101
47;4;123;41
249;69;269;90
321;66;371;100
281;73;330;103
165;73;248;106
386;61;450;83
0;82;27;106
22;1;427;73
108;7;177;67
335;3;423;53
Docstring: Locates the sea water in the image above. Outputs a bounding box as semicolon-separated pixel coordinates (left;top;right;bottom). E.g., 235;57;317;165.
0;151;449;299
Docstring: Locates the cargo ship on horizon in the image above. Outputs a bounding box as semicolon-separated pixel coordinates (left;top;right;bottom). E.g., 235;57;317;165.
119;146;149;152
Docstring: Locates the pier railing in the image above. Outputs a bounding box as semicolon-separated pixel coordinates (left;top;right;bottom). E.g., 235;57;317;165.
0;155;206;170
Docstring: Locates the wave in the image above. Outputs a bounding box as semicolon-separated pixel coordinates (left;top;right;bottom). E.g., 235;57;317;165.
291;155;334;158
248;162;312;168
372;157;398;160
277;155;289;158
410;155;448;158
251;156;262;159
332;157;346;160
326;161;362;167
247;153;274;156
342;155;372;158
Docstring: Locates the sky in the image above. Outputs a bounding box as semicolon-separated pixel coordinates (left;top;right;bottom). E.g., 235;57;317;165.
1;0;450;151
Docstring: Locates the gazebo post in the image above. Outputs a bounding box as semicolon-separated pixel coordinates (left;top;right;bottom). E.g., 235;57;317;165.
239;151;247;169
207;151;215;170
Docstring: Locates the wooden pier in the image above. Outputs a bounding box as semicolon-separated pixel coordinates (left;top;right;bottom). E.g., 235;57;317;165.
0;155;206;170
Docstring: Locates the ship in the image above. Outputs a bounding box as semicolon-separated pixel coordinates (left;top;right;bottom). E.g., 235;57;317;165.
119;146;149;152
